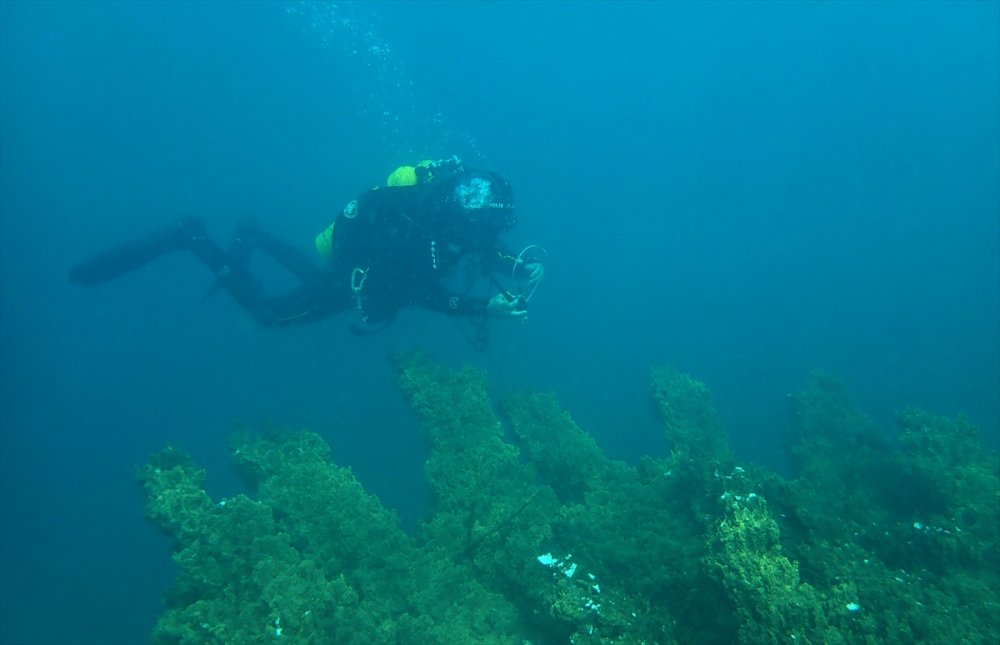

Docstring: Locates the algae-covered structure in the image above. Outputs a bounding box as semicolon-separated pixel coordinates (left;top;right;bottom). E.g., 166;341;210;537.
138;354;999;644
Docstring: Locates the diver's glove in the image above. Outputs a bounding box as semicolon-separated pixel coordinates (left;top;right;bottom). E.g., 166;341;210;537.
487;292;528;320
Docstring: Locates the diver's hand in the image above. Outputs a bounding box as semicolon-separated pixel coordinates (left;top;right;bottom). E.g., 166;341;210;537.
523;262;545;285
487;292;528;320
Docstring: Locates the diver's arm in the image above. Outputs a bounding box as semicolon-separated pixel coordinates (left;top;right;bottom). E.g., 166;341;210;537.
416;286;489;317
416;286;527;320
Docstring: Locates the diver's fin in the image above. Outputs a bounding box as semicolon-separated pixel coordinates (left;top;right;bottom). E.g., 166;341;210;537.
69;218;206;286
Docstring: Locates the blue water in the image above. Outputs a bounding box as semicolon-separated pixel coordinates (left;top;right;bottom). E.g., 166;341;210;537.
1;1;997;643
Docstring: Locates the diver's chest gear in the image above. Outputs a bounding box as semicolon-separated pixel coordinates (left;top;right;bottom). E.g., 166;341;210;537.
428;239;468;272
322;162;517;327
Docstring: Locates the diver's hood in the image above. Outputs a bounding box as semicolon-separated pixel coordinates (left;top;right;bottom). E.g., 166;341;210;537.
449;170;516;231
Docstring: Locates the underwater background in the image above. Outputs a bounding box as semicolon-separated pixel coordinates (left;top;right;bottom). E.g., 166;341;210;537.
1;1;997;643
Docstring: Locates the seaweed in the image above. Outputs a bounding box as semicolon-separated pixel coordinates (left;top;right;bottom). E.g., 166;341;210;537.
139;354;999;644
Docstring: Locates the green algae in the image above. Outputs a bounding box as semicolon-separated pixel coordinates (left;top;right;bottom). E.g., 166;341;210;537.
139;355;999;644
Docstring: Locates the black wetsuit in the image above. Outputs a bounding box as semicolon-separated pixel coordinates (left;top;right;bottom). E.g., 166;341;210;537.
69;171;519;331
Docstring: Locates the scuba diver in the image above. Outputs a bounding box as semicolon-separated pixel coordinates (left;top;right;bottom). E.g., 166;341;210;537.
68;157;545;347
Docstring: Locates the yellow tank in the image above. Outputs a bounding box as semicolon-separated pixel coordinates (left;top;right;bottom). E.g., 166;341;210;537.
314;222;335;258
386;165;418;187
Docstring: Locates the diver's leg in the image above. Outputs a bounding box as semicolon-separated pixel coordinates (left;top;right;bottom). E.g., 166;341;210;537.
70;218;346;327
68;218;207;286
230;219;323;286
232;272;351;327
248;287;334;326
165;234;334;327
68;218;272;323
186;235;266;313
189;234;349;328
